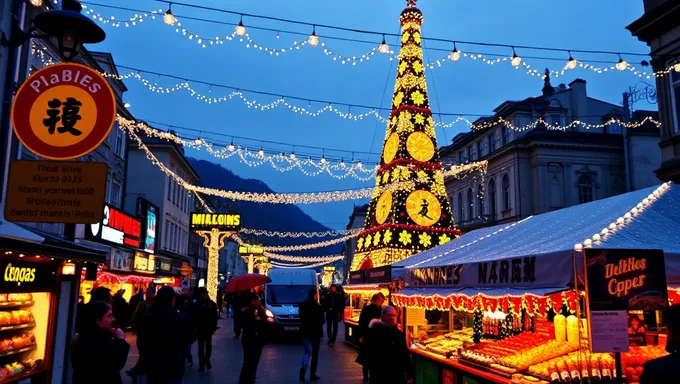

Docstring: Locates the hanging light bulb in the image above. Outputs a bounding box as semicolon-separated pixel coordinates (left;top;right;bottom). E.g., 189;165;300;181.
29;0;43;7
449;42;461;62
674;62;680;72
163;3;176;26
616;55;628;71
340;158;345;167
228;142;235;152
308;26;319;47
320;155;327;164
258;148;264;157
566;52;577;70
290;151;296;160
378;34;390;54
235;16;246;36
510;47;521;67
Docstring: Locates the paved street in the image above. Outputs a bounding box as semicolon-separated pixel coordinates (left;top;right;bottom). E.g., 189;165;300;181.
122;316;364;384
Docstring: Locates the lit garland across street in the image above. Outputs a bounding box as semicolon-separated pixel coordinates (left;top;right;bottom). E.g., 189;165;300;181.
124;124;488;204
80;5;680;80
261;232;356;252
270;259;340;268
32;46;663;131
240;227;361;238
232;235;344;263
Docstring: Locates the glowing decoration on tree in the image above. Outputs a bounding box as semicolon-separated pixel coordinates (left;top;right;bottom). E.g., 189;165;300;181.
350;0;459;271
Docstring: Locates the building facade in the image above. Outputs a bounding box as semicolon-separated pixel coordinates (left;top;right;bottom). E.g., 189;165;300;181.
627;0;680;182
124;134;199;281
441;75;660;231
219;240;248;277
343;204;367;281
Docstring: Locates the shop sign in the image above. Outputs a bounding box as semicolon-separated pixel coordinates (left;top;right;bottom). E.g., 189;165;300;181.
190;212;241;231
133;252;156;274
153;277;175;284
4;160;108;224
109;248;132;272
157;257;172;272
86;205;142;249
584;249;667;311
180;263;193;276
136;198;158;254
238;244;263;256
10;63;117;160
349;270;365;284
324;266;336;272
0;259;57;292
366;266;392;284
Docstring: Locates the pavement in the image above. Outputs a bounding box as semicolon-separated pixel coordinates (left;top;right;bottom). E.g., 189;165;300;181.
122;315;365;384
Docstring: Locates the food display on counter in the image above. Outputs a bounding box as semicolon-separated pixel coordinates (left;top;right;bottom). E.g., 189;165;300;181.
0;358;41;381
460;332;550;367
414;329;475;357
509;373;547;384
0;334;36;355
0;311;34;327
0;294;32;304
528;351;615;382
622;345;668;383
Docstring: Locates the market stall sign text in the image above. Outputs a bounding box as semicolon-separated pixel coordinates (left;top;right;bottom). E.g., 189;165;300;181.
405;257;537;287
0;260;58;292
86;205;141;248
478;257;536;285
190;212;241;231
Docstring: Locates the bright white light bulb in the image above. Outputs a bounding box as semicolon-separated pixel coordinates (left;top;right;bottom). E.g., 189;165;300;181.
163;9;176;26
624;212;632;219
674;63;680;72
228;143;235;152
449;49;461;62
616;217;624;225
379;42;390;54
584;238;592;247
124;102;131;108
566;57;577;70
29;0;43;7
616;58;628;71
235;21;246;36
290;152;296;160
320;156;326;164
308;32;319;47
608;223;616;230
600;228;609;236
511;54;521;67
258;149;264;157
592;234;601;242
574;243;583;252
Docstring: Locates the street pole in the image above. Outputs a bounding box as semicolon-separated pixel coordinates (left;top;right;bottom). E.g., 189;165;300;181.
196;228;235;302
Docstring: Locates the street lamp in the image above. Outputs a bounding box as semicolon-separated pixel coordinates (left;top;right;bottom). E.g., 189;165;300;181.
1;0;105;62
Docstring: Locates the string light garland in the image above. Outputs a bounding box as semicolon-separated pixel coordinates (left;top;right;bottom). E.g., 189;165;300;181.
123;123;488;204
232;234;344;263
270;259;340;268
80;3;680;79
573;182;672;252
31;45;665;131
240;227;361;238
261;232;356;252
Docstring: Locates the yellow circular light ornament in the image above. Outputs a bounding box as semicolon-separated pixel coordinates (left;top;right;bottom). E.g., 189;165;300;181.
406;190;441;227
383;133;399;164
406;131;435;162
375;191;393;225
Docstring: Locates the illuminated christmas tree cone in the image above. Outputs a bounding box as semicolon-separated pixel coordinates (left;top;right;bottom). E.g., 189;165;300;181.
350;0;460;271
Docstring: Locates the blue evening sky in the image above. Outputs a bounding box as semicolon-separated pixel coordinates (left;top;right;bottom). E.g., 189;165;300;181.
88;0;653;230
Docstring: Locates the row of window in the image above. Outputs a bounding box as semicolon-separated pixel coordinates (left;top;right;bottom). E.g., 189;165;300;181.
166;174;192;212
453;174;511;223
164;218;189;255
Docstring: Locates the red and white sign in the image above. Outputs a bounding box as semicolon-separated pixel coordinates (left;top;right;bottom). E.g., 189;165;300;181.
11;62;116;160
86;205;142;248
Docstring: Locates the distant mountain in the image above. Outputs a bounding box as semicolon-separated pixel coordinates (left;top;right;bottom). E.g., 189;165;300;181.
188;158;344;256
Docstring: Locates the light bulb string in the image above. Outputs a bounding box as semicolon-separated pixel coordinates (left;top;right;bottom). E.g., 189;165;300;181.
232;234;344;262
240;227;362;238
84;1;648;57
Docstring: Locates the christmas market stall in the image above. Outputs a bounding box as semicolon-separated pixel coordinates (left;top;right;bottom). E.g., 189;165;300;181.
391;183;680;384
343;266;404;347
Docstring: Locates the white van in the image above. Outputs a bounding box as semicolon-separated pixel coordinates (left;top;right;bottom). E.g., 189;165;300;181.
264;268;319;335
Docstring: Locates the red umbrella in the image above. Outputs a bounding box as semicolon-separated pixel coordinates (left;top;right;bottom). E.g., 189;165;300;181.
224;274;272;293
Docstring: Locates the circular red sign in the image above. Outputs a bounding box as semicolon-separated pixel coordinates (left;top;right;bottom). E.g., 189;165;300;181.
11;62;116;160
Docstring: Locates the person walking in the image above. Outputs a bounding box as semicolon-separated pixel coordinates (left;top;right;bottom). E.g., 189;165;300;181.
216;287;224;319
356;292;385;381
323;284;345;346
71;301;130;384
126;286;156;383
137;286;196;384
232;290;249;338
358;306;413;384
112;289;129;331
191;287;218;372
176;294;195;368
299;288;324;382
128;289;144;326
238;293;268;384
641;304;680;383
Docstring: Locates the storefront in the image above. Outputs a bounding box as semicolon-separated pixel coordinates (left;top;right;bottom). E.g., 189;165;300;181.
391;183;680;384
0;221;107;383
343;266;403;347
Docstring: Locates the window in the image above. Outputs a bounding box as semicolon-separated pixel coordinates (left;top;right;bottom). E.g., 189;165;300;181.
468;146;474;161
167;176;171;201
476;141;483;158
577;175;594;204
488;132;496;153
467;188;473;220
671;67;680;134
114;123;124;157
488;179;496;218
606;122;622;134
111;182;121;208
502;174;510;211
548;114;564;128
164;219;170;250
476;185;483;217
502;127;510;145
458;151;464;163
457;193;463;222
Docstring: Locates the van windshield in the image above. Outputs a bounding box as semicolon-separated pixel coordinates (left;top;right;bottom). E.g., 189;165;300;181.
266;285;315;305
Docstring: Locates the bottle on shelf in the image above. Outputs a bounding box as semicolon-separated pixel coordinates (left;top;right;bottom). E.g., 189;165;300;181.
589;354;602;383
547;362;562;384
598;354;614;383
557;359;572;383
578;355;591;384
565;356;582;384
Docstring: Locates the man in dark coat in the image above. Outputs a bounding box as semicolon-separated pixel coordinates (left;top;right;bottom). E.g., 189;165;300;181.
356;292;385;381
323;285;345;346
232;290;249;337
238;293;269;384
138;286;196;384
358;306;413;384
641;304;680;383
190;287;218;371
112;289;129;330
128;289;144;326
299;288;324;382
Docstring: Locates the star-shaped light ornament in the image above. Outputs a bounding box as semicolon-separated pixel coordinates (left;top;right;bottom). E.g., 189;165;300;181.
407;0;418;7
